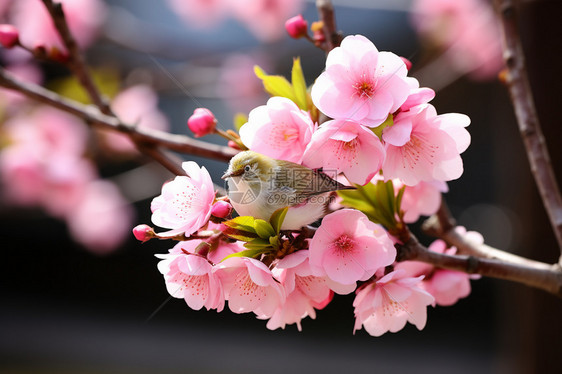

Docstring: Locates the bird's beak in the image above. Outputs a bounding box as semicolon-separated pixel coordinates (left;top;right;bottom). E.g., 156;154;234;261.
221;169;243;179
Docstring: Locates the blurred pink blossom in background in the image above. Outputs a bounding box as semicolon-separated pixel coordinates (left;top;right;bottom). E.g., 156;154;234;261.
411;0;503;79
106;85;170;154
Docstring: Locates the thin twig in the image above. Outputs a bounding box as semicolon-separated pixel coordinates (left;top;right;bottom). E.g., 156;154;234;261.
41;0;112;115
494;0;562;253
316;0;342;52
0;68;237;163
396;235;562;297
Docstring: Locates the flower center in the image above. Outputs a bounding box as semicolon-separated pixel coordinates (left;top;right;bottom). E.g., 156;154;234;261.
353;75;375;98
334;234;355;252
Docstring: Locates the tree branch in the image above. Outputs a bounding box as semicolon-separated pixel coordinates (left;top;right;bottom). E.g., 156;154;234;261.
316;0;342;52
41;0;112;115
0;68;237;163
396;235;562;297
494;0;562;253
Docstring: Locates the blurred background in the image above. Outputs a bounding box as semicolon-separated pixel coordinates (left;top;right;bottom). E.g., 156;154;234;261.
1;0;561;373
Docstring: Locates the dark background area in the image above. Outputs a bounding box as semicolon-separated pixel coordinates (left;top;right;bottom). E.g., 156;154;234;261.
1;1;561;373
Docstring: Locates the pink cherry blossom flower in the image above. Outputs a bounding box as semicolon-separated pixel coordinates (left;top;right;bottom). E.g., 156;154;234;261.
382;104;470;186
215;256;285;317
229;0;303;42
353;269;434;337
411;0;503;80
302;119;385;185
309;209;396;285
157;241;225;311
66;180;134;254
311;34;410;127
151;161;215;237
105;85;169;154
12;0;106;52
392;179;448;223
396;237;476;306
239;97;315;164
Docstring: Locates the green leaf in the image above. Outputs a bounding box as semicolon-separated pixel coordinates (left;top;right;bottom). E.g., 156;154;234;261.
270;207;289;234
233;113;248;131
269;236;280;250
222;227;258;242
254;219;276;239
371;114;394;139
254;65;296;101
291;57;308;110
244;237;273;250
220;248;268;262
223;216;256;233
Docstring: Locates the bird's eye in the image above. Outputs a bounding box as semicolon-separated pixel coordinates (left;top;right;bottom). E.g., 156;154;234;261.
244;165;251;172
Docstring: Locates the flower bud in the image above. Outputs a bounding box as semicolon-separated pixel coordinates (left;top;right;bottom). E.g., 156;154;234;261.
132;224;155;242
0;24;19;48
211;200;232;218
285;15;308;39
227;140;242;150
400;56;412;71
187;108;217;138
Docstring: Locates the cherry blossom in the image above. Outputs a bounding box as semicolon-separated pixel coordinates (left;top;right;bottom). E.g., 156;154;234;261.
157;241;225;311
166;0;227;28
239;97;315;164
353;269;434;336
396;237;477;306
66;180;134;254
309;209;396;285
151;161;215;237
382;104;470;186
411;0;503;80
311;34;410;127
302;119;385;185
395;179;448;223
215;256;285;317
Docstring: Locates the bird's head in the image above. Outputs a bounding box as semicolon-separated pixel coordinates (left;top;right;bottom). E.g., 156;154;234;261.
222;151;276;182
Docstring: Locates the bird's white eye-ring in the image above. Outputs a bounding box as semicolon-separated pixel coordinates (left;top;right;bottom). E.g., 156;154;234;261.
244;165;251;172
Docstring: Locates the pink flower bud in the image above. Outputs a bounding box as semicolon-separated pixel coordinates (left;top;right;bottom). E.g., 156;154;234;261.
211;200;232;218
132;224;154;242
400;56;413;71
227;140;242;150
285;15;308;39
0;24;19;48
187;108;217;138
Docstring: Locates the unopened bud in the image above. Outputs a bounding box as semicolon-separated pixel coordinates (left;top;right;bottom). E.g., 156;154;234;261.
133;224;155;242
285;15;308;39
187;108;217;138
211;200;232;219
311;21;326;46
400;56;413;71
0;24;19;48
228;140;242;150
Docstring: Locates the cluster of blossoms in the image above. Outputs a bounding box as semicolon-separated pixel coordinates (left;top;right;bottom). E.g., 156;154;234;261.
140;33;476;336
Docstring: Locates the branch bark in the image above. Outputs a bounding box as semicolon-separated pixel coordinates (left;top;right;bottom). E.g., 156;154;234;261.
0;68;237;164
41;0;112;115
494;0;562;253
396;235;562;297
316;0;342;52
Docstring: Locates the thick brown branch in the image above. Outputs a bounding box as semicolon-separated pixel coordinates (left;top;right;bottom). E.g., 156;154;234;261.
0;68;237;163
41;0;112;115
423;199;548;267
494;0;562;252
316;0;342;52
397;236;562;297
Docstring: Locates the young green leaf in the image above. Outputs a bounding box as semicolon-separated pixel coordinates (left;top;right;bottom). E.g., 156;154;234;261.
270;207;289;234
291;57;308;110
254;219;276;239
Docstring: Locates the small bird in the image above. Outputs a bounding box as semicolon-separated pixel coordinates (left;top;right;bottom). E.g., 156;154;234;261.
222;151;353;230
